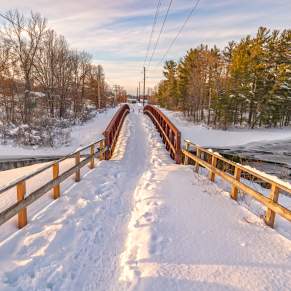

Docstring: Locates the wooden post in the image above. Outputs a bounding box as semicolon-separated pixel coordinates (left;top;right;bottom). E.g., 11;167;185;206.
75;152;81;182
265;184;279;227
52;163;60;199
17;181;27;229
166;125;169;150
90;144;95;169
209;155;217;182
195;148;200;172
175;131;181;164
184;141;190;165
104;131;110;160
99;140;105;160
231;166;241;200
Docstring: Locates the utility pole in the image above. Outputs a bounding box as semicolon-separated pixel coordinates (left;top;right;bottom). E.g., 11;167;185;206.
147;87;150;104
138;82;141;102
143;66;146;106
113;85;118;106
136;86;138;101
97;67;101;109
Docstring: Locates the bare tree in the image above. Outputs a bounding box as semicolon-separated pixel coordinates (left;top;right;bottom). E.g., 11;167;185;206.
2;10;46;123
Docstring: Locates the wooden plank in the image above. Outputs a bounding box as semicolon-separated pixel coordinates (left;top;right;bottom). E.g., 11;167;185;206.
0;138;104;196
175;131;181;164
145;111;176;154
52;163;60;199
184;141;190;165
230;166;241;200
195;148;200;173
99;140;104;160
75;152;81;182
182;150;291;222
17;181;27;229
90;144;95;169
0;156;91;227
187;141;291;194
110;110;129;156
209;155;217;182
265;184;279;227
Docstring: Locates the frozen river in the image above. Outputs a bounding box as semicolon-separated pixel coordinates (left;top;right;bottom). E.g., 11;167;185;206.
219;139;291;182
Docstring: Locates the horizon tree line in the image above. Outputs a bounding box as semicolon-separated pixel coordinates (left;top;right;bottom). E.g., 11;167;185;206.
0;9;126;126
153;27;291;129
0;9;127;146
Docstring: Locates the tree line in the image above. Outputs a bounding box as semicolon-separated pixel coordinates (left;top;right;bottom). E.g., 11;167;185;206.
0;10;126;146
153;27;291;129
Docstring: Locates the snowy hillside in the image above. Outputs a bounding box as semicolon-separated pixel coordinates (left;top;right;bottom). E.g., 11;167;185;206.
0;107;118;159
160;108;291;148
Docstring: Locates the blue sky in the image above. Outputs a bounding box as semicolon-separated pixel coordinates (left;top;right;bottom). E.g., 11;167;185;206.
0;0;290;94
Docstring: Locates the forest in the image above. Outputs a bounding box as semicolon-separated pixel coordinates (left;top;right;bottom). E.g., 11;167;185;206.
153;27;291;129
0;10;126;146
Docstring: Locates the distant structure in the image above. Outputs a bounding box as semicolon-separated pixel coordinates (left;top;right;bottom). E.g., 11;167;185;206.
127;95;138;104
127;94;150;104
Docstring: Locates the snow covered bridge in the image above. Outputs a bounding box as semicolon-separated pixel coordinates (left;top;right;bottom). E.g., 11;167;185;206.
0;104;290;291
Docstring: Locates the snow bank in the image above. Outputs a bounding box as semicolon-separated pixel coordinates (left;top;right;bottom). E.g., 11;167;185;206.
160;108;291;148
0;106;290;291
120;165;291;290
0;107;118;158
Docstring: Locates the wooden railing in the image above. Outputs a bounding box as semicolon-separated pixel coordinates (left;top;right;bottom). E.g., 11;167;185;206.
144;105;181;164
183;140;291;228
0;105;131;230
104;104;130;159
0;139;105;229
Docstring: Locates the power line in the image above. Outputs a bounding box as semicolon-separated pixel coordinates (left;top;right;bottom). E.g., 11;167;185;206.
143;0;162;66
147;0;173;68
158;0;201;66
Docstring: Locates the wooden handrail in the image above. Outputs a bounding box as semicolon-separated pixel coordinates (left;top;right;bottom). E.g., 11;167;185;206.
144;105;181;164
183;140;291;228
103;104;130;159
184;139;291;194
0;104;132;230
0;138;105;228
0;139;103;196
0;105;130;231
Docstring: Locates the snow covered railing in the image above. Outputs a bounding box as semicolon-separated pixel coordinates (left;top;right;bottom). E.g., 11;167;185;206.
0;138;106;229
183;140;291;228
144;105;181;164
103;104;130;160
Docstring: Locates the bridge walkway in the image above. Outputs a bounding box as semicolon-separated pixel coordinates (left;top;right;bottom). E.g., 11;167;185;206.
0;107;290;290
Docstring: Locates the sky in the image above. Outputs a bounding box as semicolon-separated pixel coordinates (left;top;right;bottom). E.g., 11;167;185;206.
0;0;290;94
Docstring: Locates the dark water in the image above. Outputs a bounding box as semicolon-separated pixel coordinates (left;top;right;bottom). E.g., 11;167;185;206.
1;140;290;182
0;156;62;171
217;139;291;182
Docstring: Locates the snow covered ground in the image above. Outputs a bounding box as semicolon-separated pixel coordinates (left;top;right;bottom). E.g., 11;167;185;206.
160;108;291;148
0;107;118;159
0;106;290;290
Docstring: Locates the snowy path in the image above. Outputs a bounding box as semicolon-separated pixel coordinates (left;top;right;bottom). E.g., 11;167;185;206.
0;108;291;290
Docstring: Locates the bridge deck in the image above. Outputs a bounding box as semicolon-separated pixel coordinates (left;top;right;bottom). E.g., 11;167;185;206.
0;106;290;290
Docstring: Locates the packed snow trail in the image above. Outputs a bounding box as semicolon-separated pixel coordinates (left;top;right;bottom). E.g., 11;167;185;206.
0;106;291;291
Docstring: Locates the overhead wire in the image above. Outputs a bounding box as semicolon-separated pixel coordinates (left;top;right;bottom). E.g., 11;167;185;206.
143;0;162;66
147;0;173;68
157;0;201;67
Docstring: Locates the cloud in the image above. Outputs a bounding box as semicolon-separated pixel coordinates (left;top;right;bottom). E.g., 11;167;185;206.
0;0;290;94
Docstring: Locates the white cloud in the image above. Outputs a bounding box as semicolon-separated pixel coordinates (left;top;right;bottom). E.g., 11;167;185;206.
0;0;290;94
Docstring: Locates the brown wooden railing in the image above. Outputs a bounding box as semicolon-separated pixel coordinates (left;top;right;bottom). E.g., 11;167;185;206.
144;105;181;164
0;105;130;230
104;104;130;160
0;139;105;229
183;139;291;228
